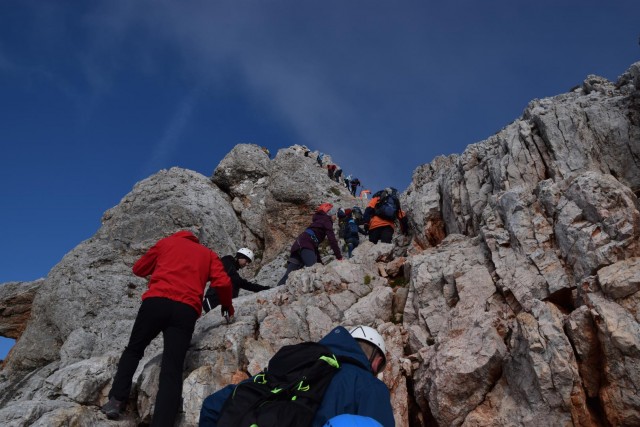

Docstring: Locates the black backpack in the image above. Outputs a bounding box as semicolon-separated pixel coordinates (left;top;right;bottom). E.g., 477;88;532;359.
374;189;399;220
217;342;343;427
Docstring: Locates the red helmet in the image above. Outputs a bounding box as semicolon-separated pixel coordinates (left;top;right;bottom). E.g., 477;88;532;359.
317;203;334;213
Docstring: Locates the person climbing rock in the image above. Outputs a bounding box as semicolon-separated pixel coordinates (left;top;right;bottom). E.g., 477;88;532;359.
277;203;343;286
101;230;233;426
202;248;270;312
338;208;365;258
327;164;337;180
350;177;361;197
363;188;408;244
199;325;394;427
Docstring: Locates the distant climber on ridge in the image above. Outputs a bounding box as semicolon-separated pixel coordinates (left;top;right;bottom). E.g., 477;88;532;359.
344;174;352;190
334;167;343;183
327;164;337;180
350;177;361;197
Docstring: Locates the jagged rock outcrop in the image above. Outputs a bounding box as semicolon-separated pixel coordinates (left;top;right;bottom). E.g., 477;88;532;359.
0;280;42;341
0;62;639;426
401;62;640;426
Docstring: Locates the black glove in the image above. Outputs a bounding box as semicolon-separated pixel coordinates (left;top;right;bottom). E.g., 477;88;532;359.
221;304;235;318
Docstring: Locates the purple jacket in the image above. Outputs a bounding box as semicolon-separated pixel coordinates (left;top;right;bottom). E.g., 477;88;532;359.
291;212;342;261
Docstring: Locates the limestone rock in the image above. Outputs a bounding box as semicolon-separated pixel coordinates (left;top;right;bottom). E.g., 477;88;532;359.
0;280;42;340
262;146;355;261
2;61;640;426
212;143;271;246
588;293;640;426
597;257;640;299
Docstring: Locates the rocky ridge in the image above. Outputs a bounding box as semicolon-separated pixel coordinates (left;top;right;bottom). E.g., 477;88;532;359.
0;62;639;426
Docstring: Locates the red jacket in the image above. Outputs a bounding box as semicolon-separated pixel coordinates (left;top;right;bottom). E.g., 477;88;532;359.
133;231;232;315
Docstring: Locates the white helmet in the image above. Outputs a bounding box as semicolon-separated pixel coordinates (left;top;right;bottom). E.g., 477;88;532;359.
236;248;254;263
349;325;386;365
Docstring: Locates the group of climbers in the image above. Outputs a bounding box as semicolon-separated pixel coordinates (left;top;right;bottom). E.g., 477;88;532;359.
335;168;362;196
100;197;405;425
312;150;362;197
332;188;408;258
99;147;408;426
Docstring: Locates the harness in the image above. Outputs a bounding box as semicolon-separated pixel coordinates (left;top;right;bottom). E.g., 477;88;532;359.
304;228;320;245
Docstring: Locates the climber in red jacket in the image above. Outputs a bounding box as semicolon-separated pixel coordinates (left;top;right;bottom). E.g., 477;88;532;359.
101;230;233;426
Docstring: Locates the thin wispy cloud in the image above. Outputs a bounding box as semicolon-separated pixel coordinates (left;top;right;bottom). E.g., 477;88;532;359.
142;91;199;175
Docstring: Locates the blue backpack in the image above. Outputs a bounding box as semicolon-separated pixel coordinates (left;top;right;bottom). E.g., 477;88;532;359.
374;189;399;220
346;219;359;238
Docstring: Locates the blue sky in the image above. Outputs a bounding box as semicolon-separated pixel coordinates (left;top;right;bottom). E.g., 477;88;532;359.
1;1;638;358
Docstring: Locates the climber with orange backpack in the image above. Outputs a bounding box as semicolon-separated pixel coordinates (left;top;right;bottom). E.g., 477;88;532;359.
363;188;408;244
277;203;343;286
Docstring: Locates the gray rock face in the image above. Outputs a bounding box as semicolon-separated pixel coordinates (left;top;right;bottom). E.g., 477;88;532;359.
212;143;271;245
1;62;640;426
401;62;640;426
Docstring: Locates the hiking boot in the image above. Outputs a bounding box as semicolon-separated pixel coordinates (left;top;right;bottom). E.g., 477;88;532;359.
101;397;126;419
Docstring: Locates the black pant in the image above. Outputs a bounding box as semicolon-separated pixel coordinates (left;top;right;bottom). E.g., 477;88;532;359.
345;237;359;258
277;249;317;286
368;226;394;244
109;297;198;427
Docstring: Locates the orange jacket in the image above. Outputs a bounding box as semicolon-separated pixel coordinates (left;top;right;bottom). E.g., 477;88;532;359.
133;231;232;315
365;196;406;231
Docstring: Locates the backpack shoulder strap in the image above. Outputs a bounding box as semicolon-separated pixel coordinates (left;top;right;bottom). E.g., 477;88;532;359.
336;354;370;372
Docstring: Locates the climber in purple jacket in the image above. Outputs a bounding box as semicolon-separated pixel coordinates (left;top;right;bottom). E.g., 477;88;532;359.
277;203;343;286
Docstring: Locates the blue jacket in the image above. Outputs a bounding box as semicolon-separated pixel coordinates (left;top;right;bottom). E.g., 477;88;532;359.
199;326;394;427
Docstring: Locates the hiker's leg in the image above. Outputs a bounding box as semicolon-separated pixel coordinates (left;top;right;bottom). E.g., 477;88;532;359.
350;239;359;257
380;226;394;243
299;248;317;267
346;241;355;258
368;227;382;244
109;298;165;401
151;301;198;427
277;257;302;286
